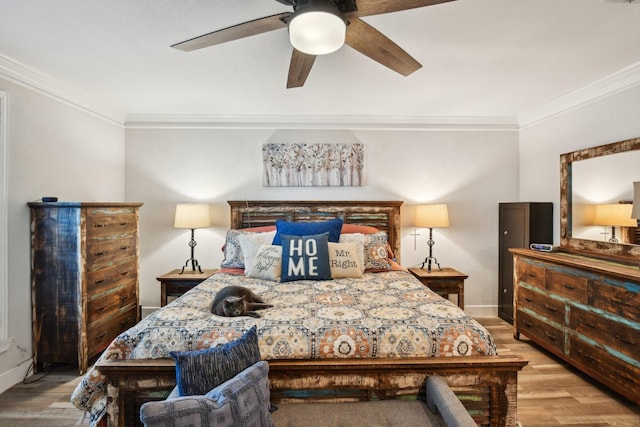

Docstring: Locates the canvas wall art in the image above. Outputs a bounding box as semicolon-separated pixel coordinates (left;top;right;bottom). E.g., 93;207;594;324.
263;143;364;187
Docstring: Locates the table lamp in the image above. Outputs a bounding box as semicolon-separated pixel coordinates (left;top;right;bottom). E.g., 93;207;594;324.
415;204;449;272
592;203;636;243
174;203;212;274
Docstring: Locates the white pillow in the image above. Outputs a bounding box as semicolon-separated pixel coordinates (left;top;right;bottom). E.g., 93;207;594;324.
246;245;282;281
238;231;276;271
328;242;362;278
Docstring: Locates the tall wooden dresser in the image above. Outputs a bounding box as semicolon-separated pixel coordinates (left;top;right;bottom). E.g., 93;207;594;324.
29;202;142;374
511;248;639;404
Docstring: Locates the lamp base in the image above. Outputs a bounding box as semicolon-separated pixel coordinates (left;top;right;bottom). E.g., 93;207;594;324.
420;256;441;273
180;258;203;274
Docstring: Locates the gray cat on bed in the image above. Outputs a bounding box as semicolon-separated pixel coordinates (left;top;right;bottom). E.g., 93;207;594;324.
211;285;273;318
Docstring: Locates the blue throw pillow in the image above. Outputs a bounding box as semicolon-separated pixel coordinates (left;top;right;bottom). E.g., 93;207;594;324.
170;326;260;396
280;233;331;282
272;218;343;245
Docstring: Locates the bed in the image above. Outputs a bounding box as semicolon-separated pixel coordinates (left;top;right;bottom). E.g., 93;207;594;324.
71;200;526;427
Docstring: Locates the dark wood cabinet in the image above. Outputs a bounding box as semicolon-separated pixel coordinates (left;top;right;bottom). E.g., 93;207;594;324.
511;248;640;405
498;202;552;323
29;202;142;374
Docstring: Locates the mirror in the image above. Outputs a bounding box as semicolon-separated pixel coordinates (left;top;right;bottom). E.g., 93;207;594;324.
560;137;640;259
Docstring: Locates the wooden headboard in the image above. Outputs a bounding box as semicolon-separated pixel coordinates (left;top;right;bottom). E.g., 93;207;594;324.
228;200;403;262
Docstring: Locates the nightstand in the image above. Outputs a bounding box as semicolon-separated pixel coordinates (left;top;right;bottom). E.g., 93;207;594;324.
408;267;468;309
157;269;217;306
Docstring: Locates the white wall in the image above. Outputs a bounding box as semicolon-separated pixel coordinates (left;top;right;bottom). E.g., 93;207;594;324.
0;77;125;393
519;84;640;243
125;127;520;318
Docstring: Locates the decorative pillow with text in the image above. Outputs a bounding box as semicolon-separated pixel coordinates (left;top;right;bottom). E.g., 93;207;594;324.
245;245;282;282
328;242;362;278
280;233;331;282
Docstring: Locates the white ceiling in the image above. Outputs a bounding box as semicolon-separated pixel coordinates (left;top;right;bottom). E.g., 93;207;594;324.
1;0;639;126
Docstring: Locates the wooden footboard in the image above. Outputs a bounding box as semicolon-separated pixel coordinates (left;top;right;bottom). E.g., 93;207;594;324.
98;355;526;427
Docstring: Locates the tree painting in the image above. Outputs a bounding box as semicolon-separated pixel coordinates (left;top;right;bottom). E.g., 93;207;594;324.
263;143;364;187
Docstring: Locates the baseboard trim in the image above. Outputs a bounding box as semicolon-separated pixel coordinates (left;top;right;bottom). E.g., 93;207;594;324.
0;358;31;395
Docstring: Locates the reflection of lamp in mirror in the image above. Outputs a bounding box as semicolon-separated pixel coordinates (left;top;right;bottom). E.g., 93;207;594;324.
174;203;212;274
415;204;449;272
592;203;636;243
632;182;640;223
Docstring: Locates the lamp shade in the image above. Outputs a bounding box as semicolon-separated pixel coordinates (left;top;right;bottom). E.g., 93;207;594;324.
592;203;636;227
415;204;450;228
289;0;346;55
632;182;640;220
174;203;212;229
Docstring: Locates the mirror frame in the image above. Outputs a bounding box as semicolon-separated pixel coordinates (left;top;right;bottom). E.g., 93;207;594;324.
560;136;640;259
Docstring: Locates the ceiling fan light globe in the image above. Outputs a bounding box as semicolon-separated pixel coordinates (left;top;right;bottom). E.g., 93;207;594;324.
289;11;346;55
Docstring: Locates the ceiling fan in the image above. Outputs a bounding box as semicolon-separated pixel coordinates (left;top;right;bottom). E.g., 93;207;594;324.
171;0;456;88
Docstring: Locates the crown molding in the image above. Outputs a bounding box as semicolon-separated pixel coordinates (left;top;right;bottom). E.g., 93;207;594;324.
124;114;519;131
0;55;123;126
518;61;640;128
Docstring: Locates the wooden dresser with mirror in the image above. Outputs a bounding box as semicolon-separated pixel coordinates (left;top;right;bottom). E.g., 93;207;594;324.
511;137;639;405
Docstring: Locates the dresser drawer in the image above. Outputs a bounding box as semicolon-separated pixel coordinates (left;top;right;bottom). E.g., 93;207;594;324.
517;310;565;354
86;212;137;239
547;270;588;304
591;280;640;323
87;307;137;358
569;306;638;360
87;283;137;325
86;236;136;269
517;286;565;324
516;262;545;290
569;335;640;401
87;261;137;295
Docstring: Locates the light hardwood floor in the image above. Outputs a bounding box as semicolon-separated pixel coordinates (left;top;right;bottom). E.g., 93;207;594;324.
0;317;637;426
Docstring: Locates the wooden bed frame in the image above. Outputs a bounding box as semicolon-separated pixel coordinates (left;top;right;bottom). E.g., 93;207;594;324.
96;200;527;427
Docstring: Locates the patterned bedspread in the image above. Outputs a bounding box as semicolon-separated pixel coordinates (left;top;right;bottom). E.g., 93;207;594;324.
72;270;496;425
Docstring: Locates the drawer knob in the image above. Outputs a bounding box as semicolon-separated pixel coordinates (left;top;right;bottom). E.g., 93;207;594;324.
524;297;533;303
95;304;107;313
543;304;557;313
95;332;107;341
94;251;107;257
580;320;596;328
563;284;576;290
543;331;558;341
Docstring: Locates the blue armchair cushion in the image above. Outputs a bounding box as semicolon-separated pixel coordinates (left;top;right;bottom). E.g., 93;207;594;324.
170;326;260;396
140;360;274;427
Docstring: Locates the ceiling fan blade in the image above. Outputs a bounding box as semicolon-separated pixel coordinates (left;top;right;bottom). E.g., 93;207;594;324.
348;0;456;17
287;49;317;88
344;17;421;76
171;13;291;52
